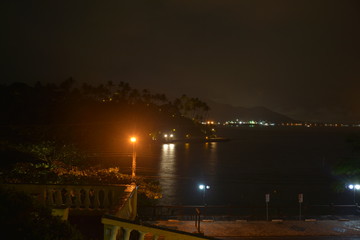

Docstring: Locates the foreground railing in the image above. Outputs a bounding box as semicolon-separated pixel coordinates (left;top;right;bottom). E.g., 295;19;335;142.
139;204;360;221
102;215;218;240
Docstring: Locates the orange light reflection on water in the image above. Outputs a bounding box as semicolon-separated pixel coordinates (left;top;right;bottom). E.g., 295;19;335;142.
159;144;176;205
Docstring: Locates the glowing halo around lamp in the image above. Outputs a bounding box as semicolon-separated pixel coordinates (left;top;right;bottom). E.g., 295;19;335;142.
199;184;210;190
347;184;360;190
130;137;137;143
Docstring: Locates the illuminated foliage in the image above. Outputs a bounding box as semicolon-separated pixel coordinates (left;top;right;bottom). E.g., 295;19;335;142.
15;141;87;169
173;94;210;122
5;164;162;200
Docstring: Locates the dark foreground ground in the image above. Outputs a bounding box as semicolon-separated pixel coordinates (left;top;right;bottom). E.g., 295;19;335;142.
68;213;360;240
150;219;360;239
69;215;103;240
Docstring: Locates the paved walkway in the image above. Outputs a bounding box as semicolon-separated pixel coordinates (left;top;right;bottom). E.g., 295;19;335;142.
150;220;360;238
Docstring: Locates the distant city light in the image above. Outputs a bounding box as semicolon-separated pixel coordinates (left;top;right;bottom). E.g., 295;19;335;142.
223;119;276;127
201;119;359;128
201;120;219;125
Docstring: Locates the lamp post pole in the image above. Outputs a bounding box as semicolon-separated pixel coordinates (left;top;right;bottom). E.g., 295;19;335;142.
265;193;270;221
355;185;360;204
353;188;356;204
348;184;360;204
199;184;210;206
298;193;303;221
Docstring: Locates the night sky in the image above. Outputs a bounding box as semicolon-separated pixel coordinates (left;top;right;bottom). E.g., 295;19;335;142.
1;0;360;123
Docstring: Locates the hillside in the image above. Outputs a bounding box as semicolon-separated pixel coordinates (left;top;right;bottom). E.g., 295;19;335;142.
0;81;212;151
207;101;295;123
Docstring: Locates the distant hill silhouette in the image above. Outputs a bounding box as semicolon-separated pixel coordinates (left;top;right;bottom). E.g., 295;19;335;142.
207;101;295;123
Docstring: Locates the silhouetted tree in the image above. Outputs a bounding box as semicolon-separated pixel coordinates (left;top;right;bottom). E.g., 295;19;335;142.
333;135;360;186
60;77;75;92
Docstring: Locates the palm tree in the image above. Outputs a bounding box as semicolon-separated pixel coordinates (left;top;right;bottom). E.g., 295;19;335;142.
117;81;132;102
59;77;75;93
141;89;152;104
152;93;168;106
129;89;140;104
106;81;115;95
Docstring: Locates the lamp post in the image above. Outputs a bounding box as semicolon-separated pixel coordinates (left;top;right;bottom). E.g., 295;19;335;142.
298;193;303;220
199;184;210;206
265;193;270;221
130;137;137;179
348;184;360;204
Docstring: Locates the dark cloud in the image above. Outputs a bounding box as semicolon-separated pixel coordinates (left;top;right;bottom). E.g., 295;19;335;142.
1;0;360;123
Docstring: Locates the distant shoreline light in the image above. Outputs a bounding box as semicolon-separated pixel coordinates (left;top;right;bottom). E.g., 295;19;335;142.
202;120;360;128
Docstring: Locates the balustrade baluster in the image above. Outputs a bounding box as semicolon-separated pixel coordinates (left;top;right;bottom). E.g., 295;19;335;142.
65;188;72;207
47;188;54;206
84;188;90;209
55;189;63;206
122;227;131;240
74;188;81;208
138;231;147;240
94;188;100;210
103;189;110;209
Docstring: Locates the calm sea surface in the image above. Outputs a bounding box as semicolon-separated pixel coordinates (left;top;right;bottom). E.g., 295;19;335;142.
105;127;360;207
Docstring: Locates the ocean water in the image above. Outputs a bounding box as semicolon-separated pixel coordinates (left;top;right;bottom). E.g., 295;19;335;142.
108;126;360;207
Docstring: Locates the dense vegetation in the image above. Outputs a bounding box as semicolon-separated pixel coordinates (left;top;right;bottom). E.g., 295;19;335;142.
0;79;211;149
1;79;211;198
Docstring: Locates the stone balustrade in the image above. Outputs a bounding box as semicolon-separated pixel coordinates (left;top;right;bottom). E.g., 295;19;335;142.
102;215;216;240
47;185;121;210
1;183;135;213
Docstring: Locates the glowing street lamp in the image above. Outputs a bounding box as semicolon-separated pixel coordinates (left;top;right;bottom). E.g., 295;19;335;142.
199;184;210;206
347;184;360;204
348;184;360;190
130;137;137;179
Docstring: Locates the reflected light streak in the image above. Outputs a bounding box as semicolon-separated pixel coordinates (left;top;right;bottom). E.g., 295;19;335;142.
159;143;177;205
130;137;137;179
205;142;218;175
